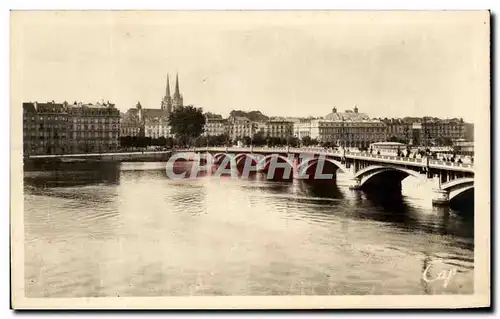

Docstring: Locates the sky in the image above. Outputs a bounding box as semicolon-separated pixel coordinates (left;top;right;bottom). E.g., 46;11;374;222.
12;11;489;122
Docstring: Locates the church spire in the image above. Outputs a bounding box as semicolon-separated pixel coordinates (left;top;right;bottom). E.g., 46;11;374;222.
166;74;171;98
172;72;183;110
175;73;180;96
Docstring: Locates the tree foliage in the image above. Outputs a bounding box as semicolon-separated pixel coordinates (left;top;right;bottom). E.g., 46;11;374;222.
301;136;313;146
252;131;266;146
168;105;206;145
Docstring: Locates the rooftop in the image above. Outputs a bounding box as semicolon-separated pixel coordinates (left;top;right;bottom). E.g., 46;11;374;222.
324;106;370;121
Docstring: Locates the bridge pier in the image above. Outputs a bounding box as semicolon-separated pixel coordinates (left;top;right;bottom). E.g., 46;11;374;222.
348;177;361;190
432;189;450;206
175;147;473;208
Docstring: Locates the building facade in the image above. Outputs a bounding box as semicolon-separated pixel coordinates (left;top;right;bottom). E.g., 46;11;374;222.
293;119;313;140
144;117;171;139
67;101;120;153
264;119;294;139
382;118;411;143
290;107;387;148
308;118;386;148
204;117;229;137
422;118;465;145
23;101;120;155
403;118;466;146
120;106;142;137
23;101;69;156
228;116;257;141
464;123;474;141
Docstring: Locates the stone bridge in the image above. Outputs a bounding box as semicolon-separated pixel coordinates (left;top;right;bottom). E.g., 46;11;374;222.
176;146;474;206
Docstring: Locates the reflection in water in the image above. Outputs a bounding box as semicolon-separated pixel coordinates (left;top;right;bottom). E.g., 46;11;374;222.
24;161;121;188
298;179;344;200
24;161;474;297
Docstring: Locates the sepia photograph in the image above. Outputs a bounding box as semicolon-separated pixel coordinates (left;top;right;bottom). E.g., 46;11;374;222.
10;10;490;309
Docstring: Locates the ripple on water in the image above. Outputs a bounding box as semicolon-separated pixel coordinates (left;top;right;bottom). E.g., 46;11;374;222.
23;164;474;297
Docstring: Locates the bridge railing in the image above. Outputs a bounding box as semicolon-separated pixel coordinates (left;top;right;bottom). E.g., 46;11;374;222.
174;147;474;170
429;159;473;169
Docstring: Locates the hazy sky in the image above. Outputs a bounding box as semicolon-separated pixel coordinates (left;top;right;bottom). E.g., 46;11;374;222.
12;11;489;122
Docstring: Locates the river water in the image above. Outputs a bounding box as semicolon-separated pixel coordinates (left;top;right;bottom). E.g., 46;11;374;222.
24;161;474;297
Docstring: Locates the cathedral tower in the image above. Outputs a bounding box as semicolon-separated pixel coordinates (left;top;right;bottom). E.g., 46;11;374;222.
161;74;173;115
172;73;184;110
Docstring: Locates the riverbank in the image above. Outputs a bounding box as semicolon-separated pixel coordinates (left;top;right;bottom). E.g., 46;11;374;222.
23;151;172;171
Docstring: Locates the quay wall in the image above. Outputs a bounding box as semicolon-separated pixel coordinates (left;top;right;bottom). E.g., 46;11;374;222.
23;152;172;171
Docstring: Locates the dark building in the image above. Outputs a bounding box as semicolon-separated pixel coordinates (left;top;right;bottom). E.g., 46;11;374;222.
464;123;474;141
23;101;69;156
22;101;120;156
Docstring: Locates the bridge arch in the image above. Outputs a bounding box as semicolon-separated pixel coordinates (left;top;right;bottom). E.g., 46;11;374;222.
258;154;295;169
354;165;424;190
353;165;422;180
296;157;349;178
449;185;474;201
441;177;474;192
212;152;232;164
257;154;295;180
234;153;262;165
233;153;264;172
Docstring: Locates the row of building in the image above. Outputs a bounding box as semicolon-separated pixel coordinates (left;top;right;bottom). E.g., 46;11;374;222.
23;74;184;155
204;106;470;148
23;101;121;155
22;74;472;155
23;101;471;155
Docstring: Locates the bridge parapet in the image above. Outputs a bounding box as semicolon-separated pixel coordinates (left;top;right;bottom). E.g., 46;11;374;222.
174;147;474;173
168;146;475;207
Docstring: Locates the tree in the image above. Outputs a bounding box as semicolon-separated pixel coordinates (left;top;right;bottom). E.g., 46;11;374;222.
321;141;333;148
288;136;299;147
193;136;208;147
157;136;166;147
442;137;454;147
165;137;174;148
168;105;206;146
242;136;252;146
211;133;230;146
252;131;266;146
301;136;313;147
388;135;401;143
266;136;274;147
